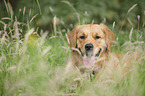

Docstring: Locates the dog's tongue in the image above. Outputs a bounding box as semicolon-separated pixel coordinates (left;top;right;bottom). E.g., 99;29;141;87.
83;57;95;68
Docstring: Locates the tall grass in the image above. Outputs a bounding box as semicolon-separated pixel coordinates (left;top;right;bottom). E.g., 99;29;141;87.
0;1;145;96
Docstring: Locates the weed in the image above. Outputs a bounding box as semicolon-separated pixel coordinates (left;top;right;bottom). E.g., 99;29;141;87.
0;1;145;96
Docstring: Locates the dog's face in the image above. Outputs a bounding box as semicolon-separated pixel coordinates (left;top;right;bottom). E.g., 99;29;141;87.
76;24;106;57
68;24;114;57
67;24;114;68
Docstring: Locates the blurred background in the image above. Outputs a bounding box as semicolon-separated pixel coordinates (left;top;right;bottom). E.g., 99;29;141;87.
0;0;145;34
0;1;145;95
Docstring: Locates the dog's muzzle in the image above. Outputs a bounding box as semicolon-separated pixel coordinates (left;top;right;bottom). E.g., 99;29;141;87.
85;43;94;56
84;43;101;57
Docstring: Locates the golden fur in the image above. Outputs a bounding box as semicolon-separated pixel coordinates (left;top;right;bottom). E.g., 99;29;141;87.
66;23;144;80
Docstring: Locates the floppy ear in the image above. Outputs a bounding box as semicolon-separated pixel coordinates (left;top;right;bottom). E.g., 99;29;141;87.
100;23;115;52
67;25;79;48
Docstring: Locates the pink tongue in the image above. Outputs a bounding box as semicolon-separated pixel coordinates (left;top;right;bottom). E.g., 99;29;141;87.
83;57;95;68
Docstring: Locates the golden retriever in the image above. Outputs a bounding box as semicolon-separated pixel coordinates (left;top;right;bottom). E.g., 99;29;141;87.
66;23;144;80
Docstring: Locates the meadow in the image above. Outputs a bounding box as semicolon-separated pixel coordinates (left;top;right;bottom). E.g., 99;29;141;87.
0;1;145;96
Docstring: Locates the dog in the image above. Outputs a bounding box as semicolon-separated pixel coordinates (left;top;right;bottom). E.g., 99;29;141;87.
66;23;144;80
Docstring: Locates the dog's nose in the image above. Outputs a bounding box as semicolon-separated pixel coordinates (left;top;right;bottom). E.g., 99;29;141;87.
85;43;94;51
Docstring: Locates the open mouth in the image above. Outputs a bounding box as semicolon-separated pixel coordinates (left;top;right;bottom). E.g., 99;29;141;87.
71;47;101;57
85;48;101;57
86;50;93;57
83;48;102;69
95;49;101;57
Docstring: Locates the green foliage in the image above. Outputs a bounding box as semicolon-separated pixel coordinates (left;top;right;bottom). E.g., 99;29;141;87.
0;0;145;33
0;0;145;96
0;27;144;95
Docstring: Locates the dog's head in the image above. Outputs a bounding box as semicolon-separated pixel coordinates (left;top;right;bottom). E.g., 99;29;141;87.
67;24;114;68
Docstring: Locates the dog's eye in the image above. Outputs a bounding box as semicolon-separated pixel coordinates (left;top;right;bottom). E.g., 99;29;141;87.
80;36;85;39
95;36;101;39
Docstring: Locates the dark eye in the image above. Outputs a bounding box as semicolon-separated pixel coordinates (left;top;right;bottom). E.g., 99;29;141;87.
80;36;85;39
95;36;101;39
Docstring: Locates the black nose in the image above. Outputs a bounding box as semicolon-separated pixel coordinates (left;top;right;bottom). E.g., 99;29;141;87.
85;43;94;51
